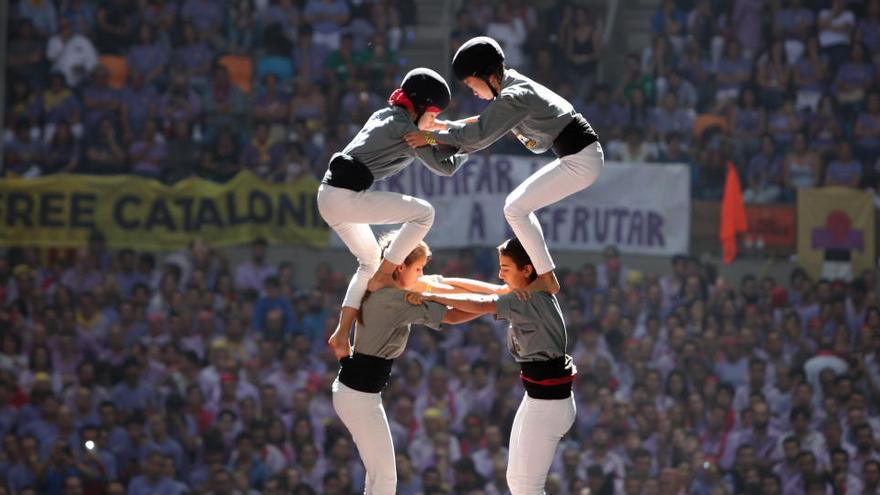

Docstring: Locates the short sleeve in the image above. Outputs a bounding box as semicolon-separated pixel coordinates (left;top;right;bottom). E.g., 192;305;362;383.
387;292;448;330
495;293;518;321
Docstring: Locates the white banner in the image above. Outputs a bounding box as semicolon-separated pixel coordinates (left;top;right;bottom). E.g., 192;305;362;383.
330;155;691;255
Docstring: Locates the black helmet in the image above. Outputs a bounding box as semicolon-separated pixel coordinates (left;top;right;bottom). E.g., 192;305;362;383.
452;36;505;81
401;68;451;114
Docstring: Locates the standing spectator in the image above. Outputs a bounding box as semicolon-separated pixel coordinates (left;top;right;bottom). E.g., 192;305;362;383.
227;0;256;54
303;0;351;51
652;0;686;50
858;0;880;67
854;92;880;164
159;71;202;129
810;95;845;156
41;73;82;140
713;40;752;104
81;67;120;133
766;98;802;150
173;23;214;90
732;0;763;58
755;40;791;110
650;92;695;141
199;128;241;182
824;142;863;187
141;0;178;38
818;0;856;73
46;18;98;87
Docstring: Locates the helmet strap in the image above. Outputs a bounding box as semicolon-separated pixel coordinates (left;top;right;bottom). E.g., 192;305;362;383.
482;75;499;98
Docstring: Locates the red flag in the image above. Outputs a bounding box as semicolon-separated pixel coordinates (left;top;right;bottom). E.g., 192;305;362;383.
720;162;747;264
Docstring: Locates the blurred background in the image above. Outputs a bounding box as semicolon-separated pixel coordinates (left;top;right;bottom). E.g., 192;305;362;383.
1;0;880;494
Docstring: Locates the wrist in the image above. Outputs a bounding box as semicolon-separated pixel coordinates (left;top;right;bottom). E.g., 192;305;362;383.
423;131;437;145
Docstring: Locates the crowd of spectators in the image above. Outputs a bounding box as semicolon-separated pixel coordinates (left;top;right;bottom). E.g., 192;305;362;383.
0;236;879;494
8;0;879;204
4;0;416;183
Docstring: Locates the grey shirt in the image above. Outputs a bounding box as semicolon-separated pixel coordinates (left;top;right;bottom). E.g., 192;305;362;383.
495;292;568;362
438;69;579;154
342;106;469;181
353;288;448;359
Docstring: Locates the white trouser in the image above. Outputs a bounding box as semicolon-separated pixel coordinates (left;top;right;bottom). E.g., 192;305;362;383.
317;184;435;308
504;142;604;275
506;393;576;495
332;378;397;494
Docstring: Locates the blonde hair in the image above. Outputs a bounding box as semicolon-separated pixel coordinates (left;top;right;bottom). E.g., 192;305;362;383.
377;230;431;279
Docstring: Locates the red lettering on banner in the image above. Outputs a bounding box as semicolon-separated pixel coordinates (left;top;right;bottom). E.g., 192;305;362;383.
745;205;796;248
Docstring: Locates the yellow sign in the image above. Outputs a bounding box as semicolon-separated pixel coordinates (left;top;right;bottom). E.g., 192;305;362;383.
0;172;328;249
797;187;875;280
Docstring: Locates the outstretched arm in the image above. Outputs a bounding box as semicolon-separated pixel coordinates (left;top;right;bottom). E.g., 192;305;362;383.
409;292;499;315
441;277;509;295
442;308;485;324
414;144;469;177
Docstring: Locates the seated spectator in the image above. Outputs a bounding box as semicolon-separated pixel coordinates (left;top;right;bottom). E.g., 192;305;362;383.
129;120;167;179
774;0;815;63
95;0;136;54
641;35;677;87
824;141;863;187
173;22;213;90
159;71;202;129
227;0;257;54
713;40;752;104
858;0;880;67
819;0;856;73
164;120;200;184
755;39;791;110
140;0;177;36
292;24;330;83
651;0;686;50
3;118;44;178
793;36;829;112
359;35;399;88
607;126;659;163
6;20;46;85
44;120;81;174
686;0;717;52
120;71;159;144
731;87;767;158
782;131;821;197
855;92;880;164
658;132;692;164
657;69;698;112
180;0;225;38
242;122;286;178
624;87;652;135
833;43;875;117
303;0;350;51
202;65;246;140
81;66;120;134
289;79;326;126
585;84;628;142
200;127;241;182
128;24;170;87
743;135;784;204
17;0;58;37
253;276;295;337
650;92;695;142
46;18;98;87
84;117;127;175
41;73;82;140
486;2;528;69
766;98;802;150
810;95;845;157
621;53;655;102
324;34;367;85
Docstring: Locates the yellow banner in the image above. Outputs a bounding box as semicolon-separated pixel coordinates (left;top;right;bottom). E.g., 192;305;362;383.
797;187;875;280
0;172;328;249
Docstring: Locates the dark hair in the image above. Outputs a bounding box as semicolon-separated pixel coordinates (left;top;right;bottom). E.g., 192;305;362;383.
497;238;537;282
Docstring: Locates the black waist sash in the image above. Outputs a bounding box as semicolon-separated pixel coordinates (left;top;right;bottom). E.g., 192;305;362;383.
519;356;576;399
338;353;394;393
322;153;374;192
551;113;599;158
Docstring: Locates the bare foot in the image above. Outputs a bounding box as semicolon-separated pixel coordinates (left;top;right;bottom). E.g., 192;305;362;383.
367;270;396;293
327;328;352;360
528;271;560;294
